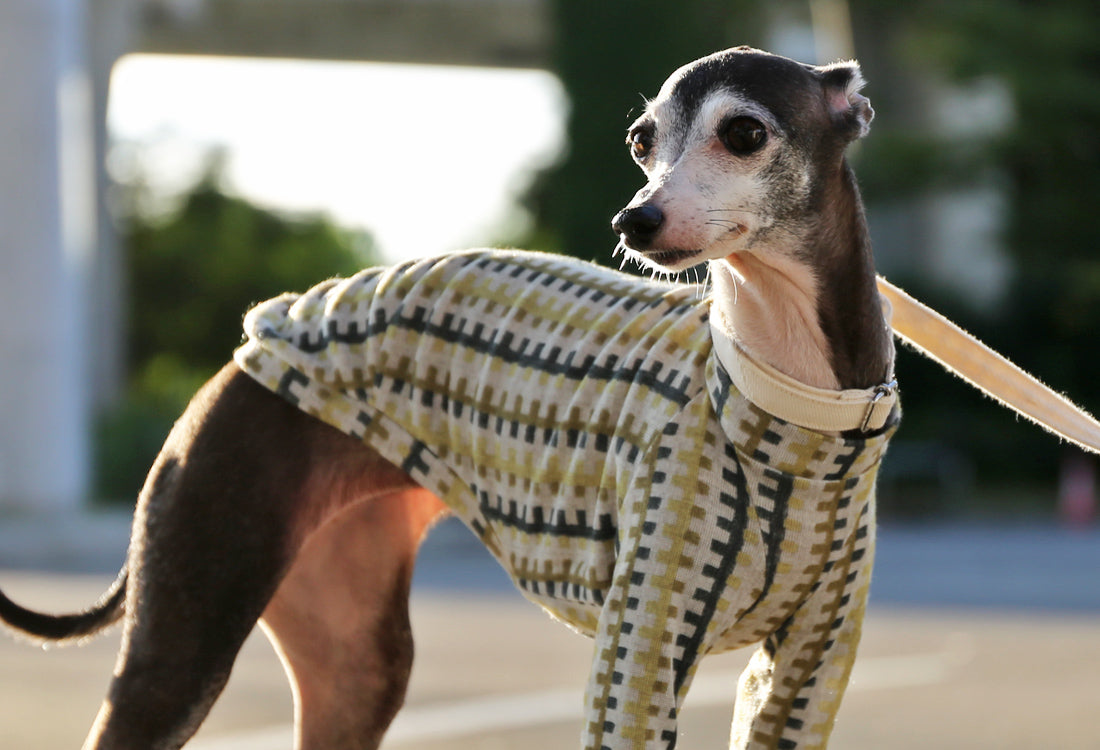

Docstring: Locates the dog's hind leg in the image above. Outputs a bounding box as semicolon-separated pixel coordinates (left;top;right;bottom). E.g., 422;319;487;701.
261;485;447;750
81;364;427;750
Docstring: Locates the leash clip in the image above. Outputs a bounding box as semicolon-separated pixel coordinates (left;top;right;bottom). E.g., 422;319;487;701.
861;379;898;433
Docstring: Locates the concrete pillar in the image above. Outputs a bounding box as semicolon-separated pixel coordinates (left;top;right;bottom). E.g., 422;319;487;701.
0;0;95;512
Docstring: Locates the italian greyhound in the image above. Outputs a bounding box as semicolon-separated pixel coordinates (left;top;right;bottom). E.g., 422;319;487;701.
0;47;898;749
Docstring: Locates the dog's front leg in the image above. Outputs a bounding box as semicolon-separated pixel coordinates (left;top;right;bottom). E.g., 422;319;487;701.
579;453;714;749
581;526;706;749
730;509;876;750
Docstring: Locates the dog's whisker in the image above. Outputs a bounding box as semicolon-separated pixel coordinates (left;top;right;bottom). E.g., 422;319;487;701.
690;266;708;300
695;262;712;296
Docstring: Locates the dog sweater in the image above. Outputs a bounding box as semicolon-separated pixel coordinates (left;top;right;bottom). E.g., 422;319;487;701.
235;249;896;750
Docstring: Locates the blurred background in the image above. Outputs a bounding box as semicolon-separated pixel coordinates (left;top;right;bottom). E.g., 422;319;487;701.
3;0;1100;520
0;1;1098;748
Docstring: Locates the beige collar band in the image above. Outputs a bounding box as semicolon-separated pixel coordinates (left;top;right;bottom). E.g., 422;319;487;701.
709;309;898;434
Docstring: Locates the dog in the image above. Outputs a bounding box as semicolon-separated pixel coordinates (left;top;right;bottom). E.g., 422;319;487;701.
0;47;898;749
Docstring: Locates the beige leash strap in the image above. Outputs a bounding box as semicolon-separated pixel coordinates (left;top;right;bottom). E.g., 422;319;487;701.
877;276;1100;455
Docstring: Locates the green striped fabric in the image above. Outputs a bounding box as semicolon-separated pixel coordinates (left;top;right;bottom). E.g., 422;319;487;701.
236;249;895;749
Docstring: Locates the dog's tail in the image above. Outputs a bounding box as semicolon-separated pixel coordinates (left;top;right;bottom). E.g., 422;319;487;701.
0;567;128;645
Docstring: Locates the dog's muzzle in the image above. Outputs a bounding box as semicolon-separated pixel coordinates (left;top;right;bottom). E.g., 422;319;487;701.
612;204;664;250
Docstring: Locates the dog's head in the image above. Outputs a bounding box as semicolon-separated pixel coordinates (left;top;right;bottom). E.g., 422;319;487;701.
612;46;873;273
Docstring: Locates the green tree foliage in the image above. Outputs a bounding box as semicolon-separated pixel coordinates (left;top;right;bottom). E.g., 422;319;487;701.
851;0;1100;482
96;169;375;501
125;172;373;386
928;0;1100;388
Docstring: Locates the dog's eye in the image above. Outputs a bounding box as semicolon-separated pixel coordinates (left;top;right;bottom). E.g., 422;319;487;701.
629;127;655;161
720;117;767;155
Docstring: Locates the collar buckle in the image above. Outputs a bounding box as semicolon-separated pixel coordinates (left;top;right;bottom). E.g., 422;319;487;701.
861;379;898;433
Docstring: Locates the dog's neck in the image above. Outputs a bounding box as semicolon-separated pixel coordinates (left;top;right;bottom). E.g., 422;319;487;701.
711;162;893;392
712;251;839;390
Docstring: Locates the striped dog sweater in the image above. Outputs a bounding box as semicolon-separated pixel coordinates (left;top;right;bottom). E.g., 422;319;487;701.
235;249;896;749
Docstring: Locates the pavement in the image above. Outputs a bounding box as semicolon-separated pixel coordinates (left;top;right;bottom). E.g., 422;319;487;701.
0;512;1098;749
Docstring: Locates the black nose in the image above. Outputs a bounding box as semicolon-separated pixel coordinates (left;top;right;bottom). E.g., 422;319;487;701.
612;204;664;249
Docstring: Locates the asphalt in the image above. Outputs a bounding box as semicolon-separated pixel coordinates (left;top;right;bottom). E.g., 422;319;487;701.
0;512;1098;749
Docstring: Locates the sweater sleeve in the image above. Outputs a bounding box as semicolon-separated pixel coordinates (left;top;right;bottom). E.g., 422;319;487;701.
729;503;875;750
579;464;700;749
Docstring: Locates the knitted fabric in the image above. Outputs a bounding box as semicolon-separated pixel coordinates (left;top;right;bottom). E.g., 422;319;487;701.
234;249;896;749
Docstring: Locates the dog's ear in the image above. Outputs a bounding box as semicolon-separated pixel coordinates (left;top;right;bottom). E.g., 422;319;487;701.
818;61;874;140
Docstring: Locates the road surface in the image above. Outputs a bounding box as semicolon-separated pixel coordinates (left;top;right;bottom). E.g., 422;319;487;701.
0;517;1097;749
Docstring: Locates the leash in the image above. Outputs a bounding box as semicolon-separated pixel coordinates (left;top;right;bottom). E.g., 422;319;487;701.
877;277;1100;456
